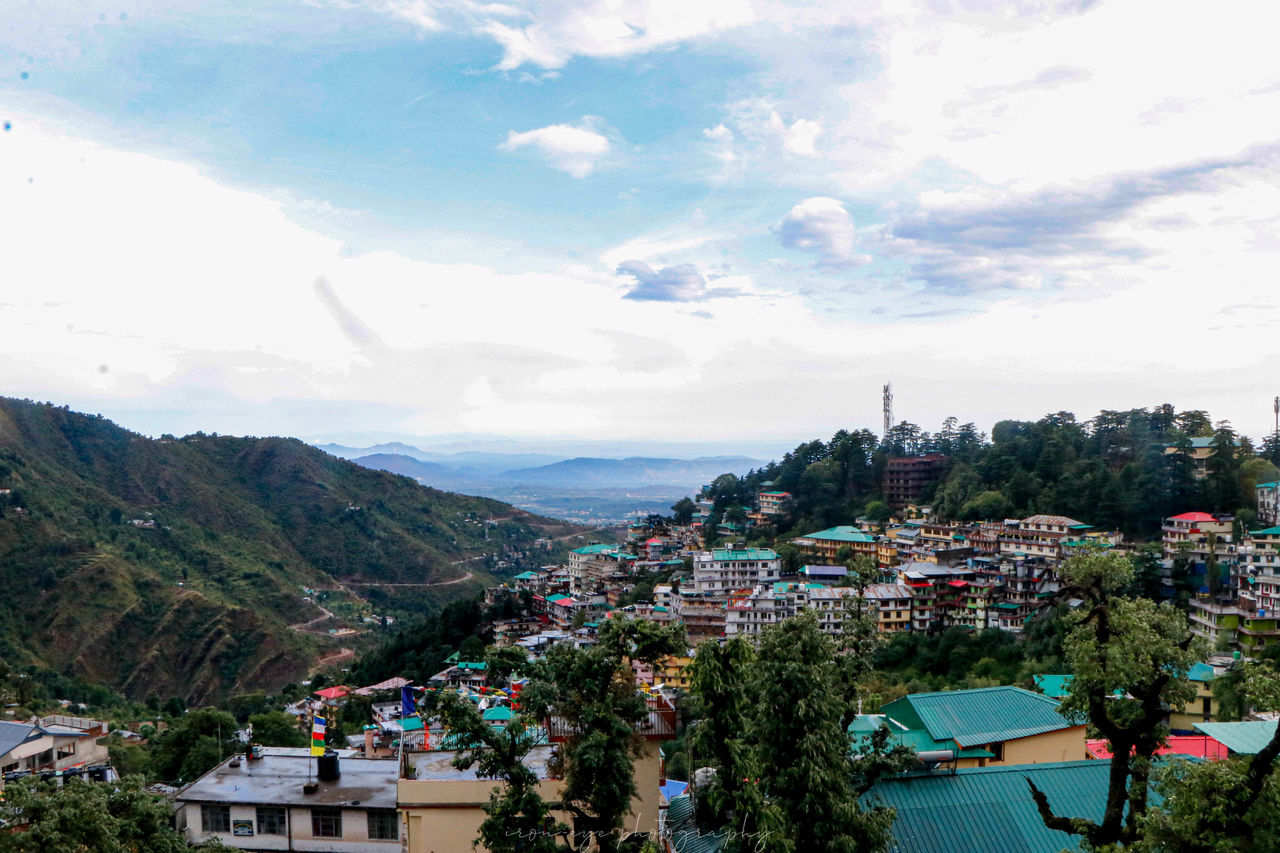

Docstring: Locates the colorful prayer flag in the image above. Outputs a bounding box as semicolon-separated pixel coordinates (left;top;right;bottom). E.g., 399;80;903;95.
310;714;327;757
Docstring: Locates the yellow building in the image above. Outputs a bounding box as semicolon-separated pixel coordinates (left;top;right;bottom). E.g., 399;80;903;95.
399;698;675;853
1169;662;1221;733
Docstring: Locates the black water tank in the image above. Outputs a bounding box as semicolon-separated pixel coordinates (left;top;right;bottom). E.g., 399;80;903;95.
317;750;341;782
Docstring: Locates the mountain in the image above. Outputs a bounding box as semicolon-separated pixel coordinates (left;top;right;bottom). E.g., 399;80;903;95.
0;399;582;703
496;456;765;489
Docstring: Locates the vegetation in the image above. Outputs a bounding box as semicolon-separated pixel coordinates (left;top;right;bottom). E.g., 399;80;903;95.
0;397;578;701
0;776;214;853
695;406;1277;539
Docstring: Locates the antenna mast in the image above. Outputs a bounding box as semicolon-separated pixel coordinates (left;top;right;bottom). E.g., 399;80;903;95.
882;382;894;441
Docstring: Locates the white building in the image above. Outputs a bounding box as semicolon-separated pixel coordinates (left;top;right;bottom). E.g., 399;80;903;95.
691;547;781;595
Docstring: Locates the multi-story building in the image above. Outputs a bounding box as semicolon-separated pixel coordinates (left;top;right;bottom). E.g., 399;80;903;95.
1258;481;1279;527
1000;515;1093;563
0;716;111;778
792;526;877;563
567;544;632;595
863;583;914;633
691;546;781;595
883;454;948;509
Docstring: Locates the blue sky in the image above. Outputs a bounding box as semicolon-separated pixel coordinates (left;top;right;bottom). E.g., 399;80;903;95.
3;0;1280;447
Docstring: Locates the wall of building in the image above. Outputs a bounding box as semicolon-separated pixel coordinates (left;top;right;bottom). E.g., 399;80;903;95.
398;742;664;853
181;803;399;852
998;727;1088;766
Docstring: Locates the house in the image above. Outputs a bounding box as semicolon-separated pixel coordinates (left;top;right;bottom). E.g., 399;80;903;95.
0;716;111;778
175;750;402;851
860;760;1166;853
792;526;877;563
1169;662;1220;733
869;686;1086;768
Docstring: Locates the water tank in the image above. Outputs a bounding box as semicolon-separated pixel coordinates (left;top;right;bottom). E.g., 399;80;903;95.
317;751;341;782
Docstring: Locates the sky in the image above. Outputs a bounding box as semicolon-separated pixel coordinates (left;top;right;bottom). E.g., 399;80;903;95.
3;0;1280;450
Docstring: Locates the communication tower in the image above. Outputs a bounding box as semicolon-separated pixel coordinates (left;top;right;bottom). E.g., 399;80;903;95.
883;383;894;440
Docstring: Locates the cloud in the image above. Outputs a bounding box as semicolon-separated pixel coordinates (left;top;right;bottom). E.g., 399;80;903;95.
775;197;865;266
884;147;1270;292
617;260;709;302
499;121;611;177
313;276;383;348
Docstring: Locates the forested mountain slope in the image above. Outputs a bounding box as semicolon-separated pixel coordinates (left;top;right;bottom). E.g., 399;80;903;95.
0;399;579;702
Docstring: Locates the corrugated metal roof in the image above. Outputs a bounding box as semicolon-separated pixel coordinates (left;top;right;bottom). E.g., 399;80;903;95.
1033;674;1073;700
797;525;876;543
861;760;1161;853
883;687;1078;748
1194;720;1279;754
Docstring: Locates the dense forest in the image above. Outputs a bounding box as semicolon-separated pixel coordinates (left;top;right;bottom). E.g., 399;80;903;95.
697;405;1280;540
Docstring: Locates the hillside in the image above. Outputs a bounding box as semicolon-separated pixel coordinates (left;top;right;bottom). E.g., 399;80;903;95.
0;399;583;703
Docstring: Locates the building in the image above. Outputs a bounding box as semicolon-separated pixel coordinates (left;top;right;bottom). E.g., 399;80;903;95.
1194;720;1279;755
0;716;110;777
883;454;948;509
691;547;781;595
175;750;401;851
1000;515;1093;564
1168;662;1221;733
792;526;877;563
870;686;1087;768
1258;481;1280;527
398;697;675;853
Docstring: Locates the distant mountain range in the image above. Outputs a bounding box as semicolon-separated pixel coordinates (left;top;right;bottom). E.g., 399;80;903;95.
321;447;766;525
0;399;582;702
347;452;763;490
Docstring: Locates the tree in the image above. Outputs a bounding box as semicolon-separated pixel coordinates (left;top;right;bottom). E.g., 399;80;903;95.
148;707;238;784
1027;548;1205;849
248;711;307;748
688;638;776;850
486;645;531;686
1137;663;1280;852
752;611;895;853
671;497;696;526
519;618;685;852
420;690;563;853
0;776;200;853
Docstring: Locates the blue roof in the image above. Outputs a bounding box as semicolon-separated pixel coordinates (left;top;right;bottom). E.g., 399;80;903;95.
1187;662;1216;683
0;721;37;757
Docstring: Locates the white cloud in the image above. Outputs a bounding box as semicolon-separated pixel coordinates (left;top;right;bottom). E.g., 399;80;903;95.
499;120;611;177
775;197;864;265
782;118;821;157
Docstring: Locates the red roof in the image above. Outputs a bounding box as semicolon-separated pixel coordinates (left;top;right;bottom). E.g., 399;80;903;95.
1169;511;1216;522
947;580;970;588
313;686;349;700
1086;736;1228;761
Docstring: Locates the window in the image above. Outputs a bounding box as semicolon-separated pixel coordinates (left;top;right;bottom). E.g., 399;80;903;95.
311;807;342;838
257;806;287;835
367;809;399;840
989;742;1005;762
201;805;231;833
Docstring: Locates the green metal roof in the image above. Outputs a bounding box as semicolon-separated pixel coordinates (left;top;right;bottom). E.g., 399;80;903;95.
1187;662;1216;683
571;543;618;555
1250;526;1280;536
862;760;1165;853
666;792;726;853
512;571;539;580
709;547;779;560
881;686;1078;748
482;706;515;722
1033;674;1073;700
1194;720;1278;754
798;525;876;543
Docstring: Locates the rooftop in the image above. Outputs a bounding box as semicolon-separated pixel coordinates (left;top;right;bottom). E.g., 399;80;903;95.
881;686;1079;748
862;760;1164;853
404;744;555;781
1194;720;1279;754
707;547;779;561
176;754;398;808
1168;511;1217;522
1021;515;1092;529
797;525;876;543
